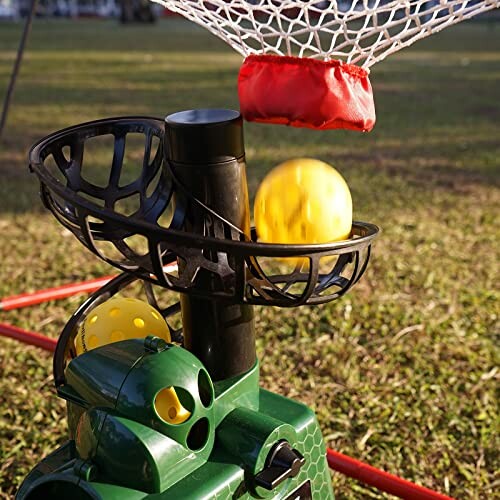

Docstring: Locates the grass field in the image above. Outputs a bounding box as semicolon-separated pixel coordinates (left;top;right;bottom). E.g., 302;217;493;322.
0;17;499;499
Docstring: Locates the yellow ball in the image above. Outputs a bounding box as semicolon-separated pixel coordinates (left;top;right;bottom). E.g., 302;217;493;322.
254;158;352;244
74;297;171;355
155;387;191;425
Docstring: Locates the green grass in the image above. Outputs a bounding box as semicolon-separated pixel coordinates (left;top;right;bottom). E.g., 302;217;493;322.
1;18;499;499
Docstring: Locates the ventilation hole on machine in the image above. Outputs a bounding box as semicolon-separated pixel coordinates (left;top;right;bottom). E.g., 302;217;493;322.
155;386;193;425
198;369;213;408
186;418;209;451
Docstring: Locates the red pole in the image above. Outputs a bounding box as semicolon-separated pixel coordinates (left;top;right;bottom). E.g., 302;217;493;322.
0;323;57;352
327;448;454;500
0;275;116;311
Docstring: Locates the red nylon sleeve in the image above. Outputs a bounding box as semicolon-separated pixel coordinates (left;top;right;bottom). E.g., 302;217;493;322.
238;55;376;132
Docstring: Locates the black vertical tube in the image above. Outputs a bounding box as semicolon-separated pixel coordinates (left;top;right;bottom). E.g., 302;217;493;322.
164;109;256;381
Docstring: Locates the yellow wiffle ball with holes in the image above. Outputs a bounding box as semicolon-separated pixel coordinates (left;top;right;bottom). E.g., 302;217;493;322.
74;297;171;355
254;158;352;245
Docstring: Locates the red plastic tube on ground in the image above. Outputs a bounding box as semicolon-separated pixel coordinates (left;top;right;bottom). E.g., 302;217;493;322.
0;323;57;352
327;448;455;500
0;275;116;311
238;54;376;132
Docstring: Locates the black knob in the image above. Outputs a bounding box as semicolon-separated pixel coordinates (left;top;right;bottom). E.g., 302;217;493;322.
255;441;306;490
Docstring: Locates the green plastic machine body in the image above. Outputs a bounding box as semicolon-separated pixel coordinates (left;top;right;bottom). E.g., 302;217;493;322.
17;338;333;499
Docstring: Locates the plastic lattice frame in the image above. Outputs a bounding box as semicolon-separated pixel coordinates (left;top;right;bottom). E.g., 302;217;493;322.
152;0;499;67
29;117;378;307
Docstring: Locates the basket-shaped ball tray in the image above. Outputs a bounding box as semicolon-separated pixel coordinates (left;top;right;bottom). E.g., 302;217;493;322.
29;117;379;307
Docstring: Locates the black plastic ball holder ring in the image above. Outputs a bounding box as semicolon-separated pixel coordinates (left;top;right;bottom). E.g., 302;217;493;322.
29;116;379;307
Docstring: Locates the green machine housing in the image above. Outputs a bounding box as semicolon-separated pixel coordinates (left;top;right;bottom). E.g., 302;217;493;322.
18;337;333;499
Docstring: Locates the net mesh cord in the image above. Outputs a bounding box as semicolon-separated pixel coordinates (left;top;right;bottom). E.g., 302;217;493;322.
151;0;499;68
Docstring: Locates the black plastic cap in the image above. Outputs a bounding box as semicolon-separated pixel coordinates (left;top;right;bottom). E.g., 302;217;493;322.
165;109;244;165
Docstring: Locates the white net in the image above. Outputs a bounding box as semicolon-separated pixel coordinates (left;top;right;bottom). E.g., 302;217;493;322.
151;0;499;68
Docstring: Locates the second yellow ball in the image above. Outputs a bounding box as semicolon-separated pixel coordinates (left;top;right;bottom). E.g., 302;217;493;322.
74;297;171;356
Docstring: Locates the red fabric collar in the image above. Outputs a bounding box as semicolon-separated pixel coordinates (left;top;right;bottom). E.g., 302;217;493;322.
238;55;375;132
